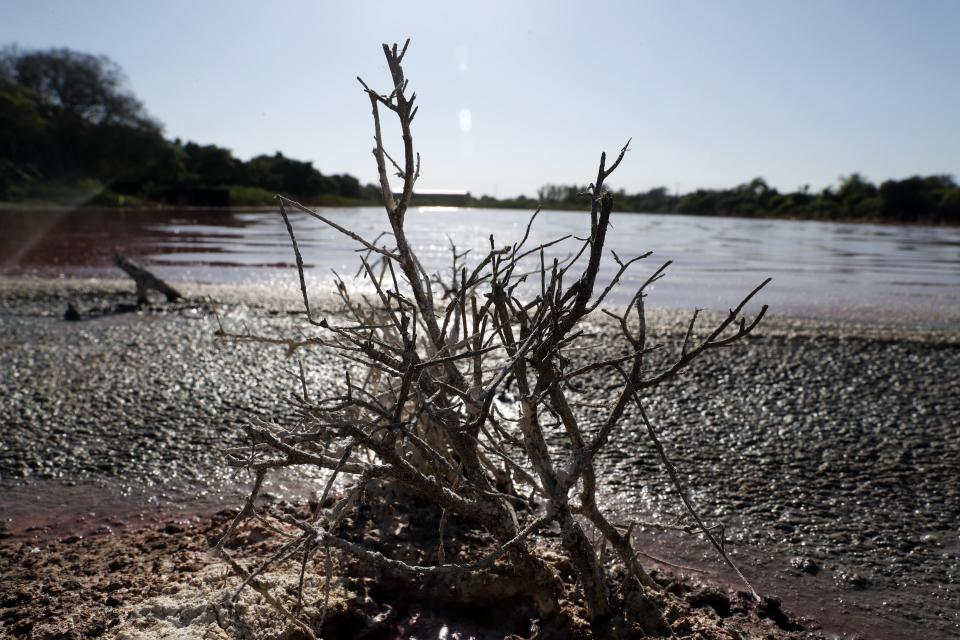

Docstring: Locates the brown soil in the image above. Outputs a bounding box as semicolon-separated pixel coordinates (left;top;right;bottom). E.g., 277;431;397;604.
0;494;826;640
0;514;223;639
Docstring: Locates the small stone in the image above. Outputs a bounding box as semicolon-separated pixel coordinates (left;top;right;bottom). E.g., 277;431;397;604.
834;570;868;590
790;556;820;574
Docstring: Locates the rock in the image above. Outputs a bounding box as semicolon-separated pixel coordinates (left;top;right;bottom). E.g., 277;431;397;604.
789;556;820;574
834;569;869;590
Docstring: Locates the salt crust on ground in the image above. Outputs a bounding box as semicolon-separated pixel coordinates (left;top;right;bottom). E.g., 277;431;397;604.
112;562;345;640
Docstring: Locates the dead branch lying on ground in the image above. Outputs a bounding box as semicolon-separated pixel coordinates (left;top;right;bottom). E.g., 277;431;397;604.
215;39;769;638
114;253;182;305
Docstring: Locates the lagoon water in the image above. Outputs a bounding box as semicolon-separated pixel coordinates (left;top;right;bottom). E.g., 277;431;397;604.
3;206;959;639
2;206;959;324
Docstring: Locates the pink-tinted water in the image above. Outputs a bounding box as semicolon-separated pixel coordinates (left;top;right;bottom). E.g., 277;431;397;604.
2;207;958;638
2;207;958;324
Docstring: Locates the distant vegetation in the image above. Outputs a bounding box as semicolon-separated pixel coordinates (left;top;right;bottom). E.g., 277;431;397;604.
530;176;960;223
0;46;379;207
2;46;957;223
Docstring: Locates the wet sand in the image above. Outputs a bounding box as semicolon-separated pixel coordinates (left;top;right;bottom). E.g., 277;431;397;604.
1;278;957;638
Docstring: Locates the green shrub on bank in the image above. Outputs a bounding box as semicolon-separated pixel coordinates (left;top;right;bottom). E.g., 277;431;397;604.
226;185;276;206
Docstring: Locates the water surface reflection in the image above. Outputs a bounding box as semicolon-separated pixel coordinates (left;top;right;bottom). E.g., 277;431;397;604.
2;207;957;324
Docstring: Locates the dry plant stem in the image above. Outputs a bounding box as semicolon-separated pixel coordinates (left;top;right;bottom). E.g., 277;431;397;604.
217;39;771;636
295;537;314;614
550;383;659;591
220;550;317;640
215;468;266;552
620;368;761;600
279;195;399;262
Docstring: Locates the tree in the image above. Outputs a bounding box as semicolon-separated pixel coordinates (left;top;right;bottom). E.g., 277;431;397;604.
835;173;879;218
0;46;387;206
247;152;332;200
880;176;934;222
180;141;246;186
329;173;362;198
623;186;674;213
538;183;586;205
216;41;769;637
0;46;175;199
5;47;155;129
0;82;48;198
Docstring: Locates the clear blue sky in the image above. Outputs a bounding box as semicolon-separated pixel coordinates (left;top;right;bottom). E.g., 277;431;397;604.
2;0;958;198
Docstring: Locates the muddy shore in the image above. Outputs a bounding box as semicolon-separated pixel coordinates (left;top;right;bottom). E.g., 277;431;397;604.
1;494;827;640
1;278;957;638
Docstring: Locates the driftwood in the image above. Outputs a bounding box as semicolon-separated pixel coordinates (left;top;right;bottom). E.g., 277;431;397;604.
113;254;182;305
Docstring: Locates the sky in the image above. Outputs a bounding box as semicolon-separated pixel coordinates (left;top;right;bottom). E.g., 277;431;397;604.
2;0;958;198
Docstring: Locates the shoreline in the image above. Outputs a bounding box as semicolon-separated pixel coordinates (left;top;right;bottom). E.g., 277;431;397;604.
2;275;957;339
2;202;957;227
1;277;957;638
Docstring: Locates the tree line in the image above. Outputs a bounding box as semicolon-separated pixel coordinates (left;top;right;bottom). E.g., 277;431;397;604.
0;46;379;207
534;174;960;223
1;46;957;223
